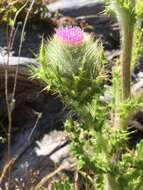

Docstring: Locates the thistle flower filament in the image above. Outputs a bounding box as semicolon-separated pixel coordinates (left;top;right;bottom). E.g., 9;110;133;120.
55;26;84;46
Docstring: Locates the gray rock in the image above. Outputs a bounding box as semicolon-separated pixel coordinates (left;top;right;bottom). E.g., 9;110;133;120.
48;0;104;17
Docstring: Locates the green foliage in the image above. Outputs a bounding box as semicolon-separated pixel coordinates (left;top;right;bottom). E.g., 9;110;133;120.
132;26;143;70
0;0;50;26
0;0;18;26
111;64;121;109
118;99;143;120
135;0;143;19
116;140;143;190
51;177;73;190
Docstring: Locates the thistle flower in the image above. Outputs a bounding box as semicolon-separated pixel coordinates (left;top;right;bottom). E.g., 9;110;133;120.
55;26;84;46
34;25;105;105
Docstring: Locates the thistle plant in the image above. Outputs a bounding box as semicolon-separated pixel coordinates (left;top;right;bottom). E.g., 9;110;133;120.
33;27;109;188
33;1;143;188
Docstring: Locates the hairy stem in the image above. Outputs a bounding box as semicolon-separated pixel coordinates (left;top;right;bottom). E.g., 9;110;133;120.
121;24;134;100
109;2;135;100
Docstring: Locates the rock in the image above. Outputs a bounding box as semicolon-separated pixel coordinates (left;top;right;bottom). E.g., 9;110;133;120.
137;72;143;79
35;130;73;169
0;56;37;75
48;0;104;17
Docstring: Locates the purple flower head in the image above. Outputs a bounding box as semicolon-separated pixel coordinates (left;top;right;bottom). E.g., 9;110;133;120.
55;26;84;46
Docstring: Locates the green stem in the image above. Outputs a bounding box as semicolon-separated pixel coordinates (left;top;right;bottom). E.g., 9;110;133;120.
109;1;135;100
121;24;134;100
